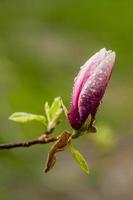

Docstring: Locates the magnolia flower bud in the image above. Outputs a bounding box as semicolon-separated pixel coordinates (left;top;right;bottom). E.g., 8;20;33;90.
68;48;116;130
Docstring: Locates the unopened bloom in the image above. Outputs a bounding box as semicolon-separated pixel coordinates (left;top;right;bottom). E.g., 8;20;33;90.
68;48;116;130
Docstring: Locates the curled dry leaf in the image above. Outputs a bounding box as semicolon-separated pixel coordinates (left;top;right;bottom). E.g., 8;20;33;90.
44;131;72;173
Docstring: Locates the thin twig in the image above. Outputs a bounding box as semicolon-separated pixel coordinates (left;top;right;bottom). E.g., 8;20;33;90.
0;134;58;150
0;127;93;150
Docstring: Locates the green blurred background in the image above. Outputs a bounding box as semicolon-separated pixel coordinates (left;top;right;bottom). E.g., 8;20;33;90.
0;0;133;199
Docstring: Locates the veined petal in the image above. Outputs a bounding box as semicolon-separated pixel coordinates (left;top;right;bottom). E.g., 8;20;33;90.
68;48;115;130
72;48;108;109
78;52;115;127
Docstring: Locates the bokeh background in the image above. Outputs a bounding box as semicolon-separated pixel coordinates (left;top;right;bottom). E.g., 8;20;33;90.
0;0;133;199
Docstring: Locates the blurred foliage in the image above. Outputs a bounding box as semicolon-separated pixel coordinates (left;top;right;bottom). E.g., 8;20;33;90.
90;124;117;152
0;0;133;200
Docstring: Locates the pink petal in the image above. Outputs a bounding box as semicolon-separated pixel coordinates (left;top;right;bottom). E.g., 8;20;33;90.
78;51;115;126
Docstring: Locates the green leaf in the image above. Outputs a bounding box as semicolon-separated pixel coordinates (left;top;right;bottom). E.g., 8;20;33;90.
44;102;50;123
9;112;46;125
70;146;90;175
44;97;63;132
50;97;63;121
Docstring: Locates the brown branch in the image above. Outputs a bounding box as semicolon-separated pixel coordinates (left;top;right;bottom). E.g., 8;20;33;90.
0;134;58;150
0;126;96;150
